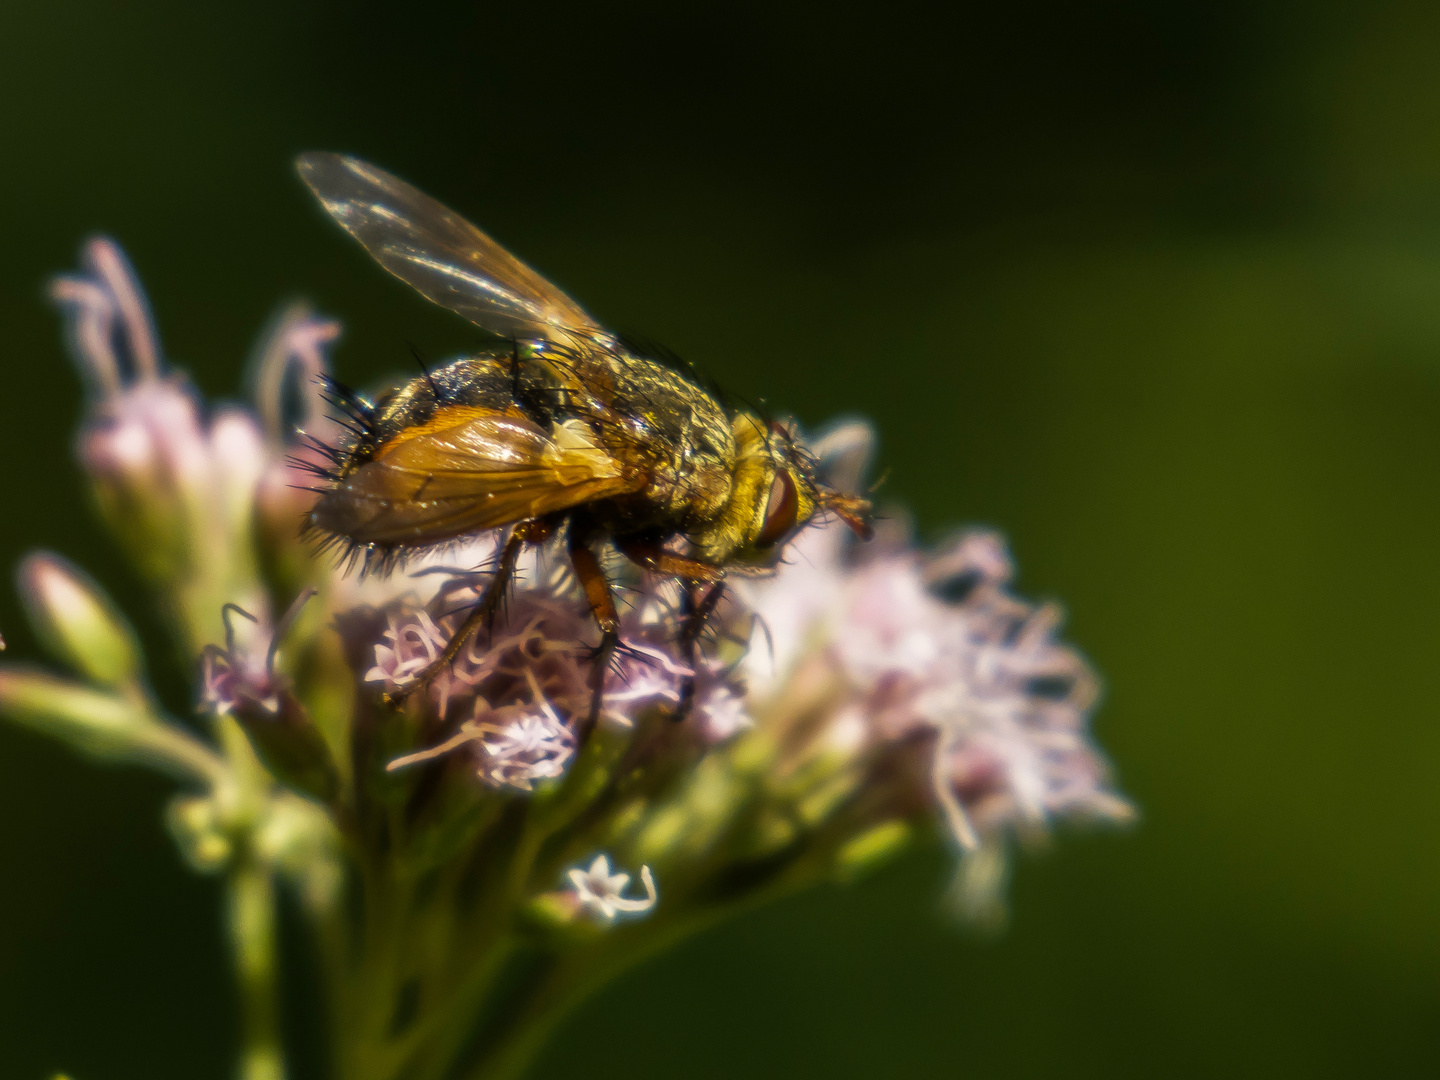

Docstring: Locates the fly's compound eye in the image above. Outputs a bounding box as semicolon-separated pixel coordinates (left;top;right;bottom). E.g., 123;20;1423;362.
768;419;798;445
756;468;799;548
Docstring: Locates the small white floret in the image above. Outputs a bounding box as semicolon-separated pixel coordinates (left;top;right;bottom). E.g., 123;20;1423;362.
566;854;657;921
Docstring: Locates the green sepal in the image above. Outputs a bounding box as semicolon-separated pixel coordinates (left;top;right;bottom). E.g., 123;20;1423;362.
233;691;341;804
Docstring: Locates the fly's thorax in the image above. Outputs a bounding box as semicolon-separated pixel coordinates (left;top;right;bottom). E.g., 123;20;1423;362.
599;357;737;527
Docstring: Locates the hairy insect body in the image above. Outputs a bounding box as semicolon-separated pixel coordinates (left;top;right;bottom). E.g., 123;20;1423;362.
312;346;761;562
296;152;873;718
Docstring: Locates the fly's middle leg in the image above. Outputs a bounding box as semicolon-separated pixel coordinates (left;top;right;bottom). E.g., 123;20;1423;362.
675;580;726;721
613;536;726;722
383;519;550;707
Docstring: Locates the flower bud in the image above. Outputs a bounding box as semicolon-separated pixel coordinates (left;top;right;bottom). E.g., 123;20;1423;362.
834;819;912;881
167;793;233;873
78;379;203;585
17;552;141;688
211;408;269;541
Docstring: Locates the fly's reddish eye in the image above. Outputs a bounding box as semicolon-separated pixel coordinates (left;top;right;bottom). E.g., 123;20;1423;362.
756;469;799;548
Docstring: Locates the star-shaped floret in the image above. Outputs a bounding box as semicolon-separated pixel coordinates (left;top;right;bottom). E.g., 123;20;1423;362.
566;854;658;920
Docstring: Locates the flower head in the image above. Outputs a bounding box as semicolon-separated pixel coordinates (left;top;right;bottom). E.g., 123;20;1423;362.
199;589;315;718
1;238;1133;1080
51;237;270;652
473;701;578;791
743;512;1129;866
362;562;750;790
387;667;579;791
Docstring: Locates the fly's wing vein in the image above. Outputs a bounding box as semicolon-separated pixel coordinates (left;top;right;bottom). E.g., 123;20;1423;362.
297;152;604;344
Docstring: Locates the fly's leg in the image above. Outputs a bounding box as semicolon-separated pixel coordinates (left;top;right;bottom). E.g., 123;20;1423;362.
675;581;726;721
568;533;620;738
614;537;726;721
383;520;548;707
614;538;724;585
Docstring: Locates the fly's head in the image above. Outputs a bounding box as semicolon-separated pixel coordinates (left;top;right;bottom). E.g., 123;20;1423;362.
706;413;872;570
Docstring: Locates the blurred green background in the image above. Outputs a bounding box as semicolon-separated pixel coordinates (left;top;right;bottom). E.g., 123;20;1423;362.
2;1;1439;1076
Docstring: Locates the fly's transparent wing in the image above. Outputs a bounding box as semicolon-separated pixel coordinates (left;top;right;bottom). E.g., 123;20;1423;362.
297;152;604;342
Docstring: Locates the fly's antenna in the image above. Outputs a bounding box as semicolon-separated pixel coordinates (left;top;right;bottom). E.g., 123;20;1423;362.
819;488;875;541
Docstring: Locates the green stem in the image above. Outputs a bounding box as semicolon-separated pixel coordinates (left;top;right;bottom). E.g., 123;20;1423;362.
135;711;233;786
215;717;287;1080
451;953;575;1080
229;856;285;1080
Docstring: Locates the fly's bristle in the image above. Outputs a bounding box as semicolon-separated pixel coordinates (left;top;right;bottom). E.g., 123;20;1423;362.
284;455;336;478
298;434;345;461
300;515;462;582
316;374;380;451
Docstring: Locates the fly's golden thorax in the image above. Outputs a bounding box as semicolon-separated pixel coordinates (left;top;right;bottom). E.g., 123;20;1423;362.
590;356;738;530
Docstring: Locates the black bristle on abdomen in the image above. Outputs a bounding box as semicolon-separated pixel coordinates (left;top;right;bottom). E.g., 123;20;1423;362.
314;373;380;471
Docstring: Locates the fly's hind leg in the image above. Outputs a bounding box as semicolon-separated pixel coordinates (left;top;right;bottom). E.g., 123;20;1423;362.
383;519;549;708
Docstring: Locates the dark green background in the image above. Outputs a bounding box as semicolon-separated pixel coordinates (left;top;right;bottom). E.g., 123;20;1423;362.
2;1;1438;1076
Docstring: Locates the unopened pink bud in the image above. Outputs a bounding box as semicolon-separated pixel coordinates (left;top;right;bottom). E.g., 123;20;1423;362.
17;552;141;688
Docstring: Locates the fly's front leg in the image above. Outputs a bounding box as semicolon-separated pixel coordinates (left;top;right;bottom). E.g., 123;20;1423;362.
614;537;724;585
614;536;726;721
384;519;549;707
676;580;726;721
568;531;620;737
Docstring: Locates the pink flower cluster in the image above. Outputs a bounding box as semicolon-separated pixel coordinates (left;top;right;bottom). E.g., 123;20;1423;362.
363;566;750;790
47;235;1127;887
741;501;1131;857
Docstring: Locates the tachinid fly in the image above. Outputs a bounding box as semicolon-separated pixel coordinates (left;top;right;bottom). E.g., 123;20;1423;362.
294;153;873;723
